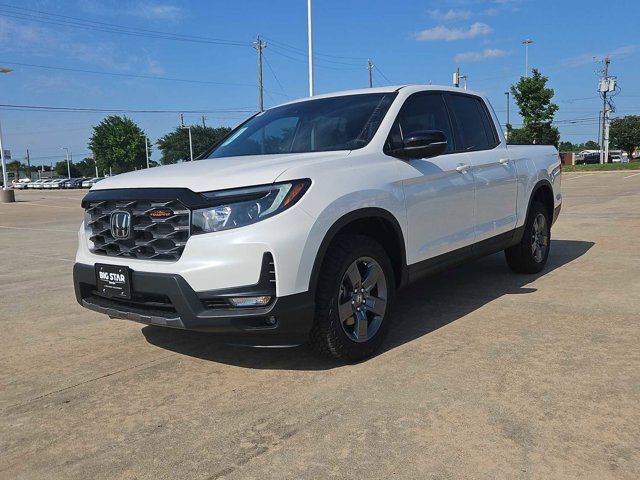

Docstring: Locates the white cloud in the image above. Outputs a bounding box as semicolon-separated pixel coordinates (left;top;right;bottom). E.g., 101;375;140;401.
563;44;638;68
77;1;185;21
429;9;471;21
130;3;184;20
0;17;164;74
415;22;492;41
454;48;509;62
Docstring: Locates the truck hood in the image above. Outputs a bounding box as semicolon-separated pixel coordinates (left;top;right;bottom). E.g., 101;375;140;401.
92;151;350;192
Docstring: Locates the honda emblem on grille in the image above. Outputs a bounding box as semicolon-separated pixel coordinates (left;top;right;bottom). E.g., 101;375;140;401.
110;211;132;239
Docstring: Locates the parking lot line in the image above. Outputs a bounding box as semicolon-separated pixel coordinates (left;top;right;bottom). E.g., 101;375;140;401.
623;172;640;179
7;202;77;209
0;225;77;233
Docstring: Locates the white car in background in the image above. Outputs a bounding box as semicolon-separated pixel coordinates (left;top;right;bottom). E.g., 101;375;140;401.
82;177;104;188
12;178;31;189
74;85;562;361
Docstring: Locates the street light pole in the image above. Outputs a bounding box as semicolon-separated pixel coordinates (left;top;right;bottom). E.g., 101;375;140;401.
307;0;314;96
62;147;71;179
522;39;534;77
0;67;14;203
180;114;194;161
141;134;150;168
505;91;510;142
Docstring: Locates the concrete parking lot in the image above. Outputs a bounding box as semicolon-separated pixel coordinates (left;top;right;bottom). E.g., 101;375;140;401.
1;173;639;479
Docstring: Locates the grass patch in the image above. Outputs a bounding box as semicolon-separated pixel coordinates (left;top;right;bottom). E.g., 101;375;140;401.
563;162;640;172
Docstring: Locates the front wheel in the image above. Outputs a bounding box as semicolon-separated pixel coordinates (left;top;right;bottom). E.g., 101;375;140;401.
310;235;395;361
505;201;551;274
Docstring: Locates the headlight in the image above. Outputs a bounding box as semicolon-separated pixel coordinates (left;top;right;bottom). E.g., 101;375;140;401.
191;179;311;234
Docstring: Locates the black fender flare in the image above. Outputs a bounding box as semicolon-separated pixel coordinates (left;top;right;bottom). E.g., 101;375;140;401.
308;207;408;293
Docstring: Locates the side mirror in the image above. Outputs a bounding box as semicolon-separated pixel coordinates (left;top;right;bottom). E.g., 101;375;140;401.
393;130;448;159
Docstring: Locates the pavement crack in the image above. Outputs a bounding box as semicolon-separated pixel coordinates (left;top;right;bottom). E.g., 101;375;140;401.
3;353;176;412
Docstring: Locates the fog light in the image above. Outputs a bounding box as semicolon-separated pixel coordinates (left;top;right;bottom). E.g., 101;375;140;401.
228;296;272;307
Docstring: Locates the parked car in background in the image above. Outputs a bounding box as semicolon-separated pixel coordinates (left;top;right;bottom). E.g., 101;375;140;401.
63;178;86;188
610;154;623;163
37;179;55;189
12;178;32;189
576;153;600;165
81;177;104;188
27;179;46;189
44;179;65;189
74;85;562;361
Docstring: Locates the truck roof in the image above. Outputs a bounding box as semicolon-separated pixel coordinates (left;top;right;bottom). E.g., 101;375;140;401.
275;84;483;108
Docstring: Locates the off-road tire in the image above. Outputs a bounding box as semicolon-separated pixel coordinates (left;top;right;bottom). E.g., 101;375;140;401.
309;234;395;362
505;201;551;274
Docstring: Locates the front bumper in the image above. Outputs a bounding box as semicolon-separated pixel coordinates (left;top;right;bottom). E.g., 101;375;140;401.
73;262;315;345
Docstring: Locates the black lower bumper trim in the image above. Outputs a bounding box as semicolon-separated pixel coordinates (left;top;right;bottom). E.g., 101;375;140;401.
74;263;315;345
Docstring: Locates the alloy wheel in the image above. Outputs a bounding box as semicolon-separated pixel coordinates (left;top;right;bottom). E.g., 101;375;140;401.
531;213;549;263
337;256;388;343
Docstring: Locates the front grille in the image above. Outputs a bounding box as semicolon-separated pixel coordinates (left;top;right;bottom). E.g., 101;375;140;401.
85;199;190;261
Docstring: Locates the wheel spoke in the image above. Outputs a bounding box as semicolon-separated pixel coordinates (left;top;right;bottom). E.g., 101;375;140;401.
361;263;381;292
364;296;386;317
338;299;354;322
345;263;362;290
354;310;368;340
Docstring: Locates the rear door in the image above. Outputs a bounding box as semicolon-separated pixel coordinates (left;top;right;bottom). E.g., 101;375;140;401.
445;93;517;242
389;91;476;264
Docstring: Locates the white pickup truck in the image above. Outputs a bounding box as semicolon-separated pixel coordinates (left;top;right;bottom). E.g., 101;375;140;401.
74;85;562;361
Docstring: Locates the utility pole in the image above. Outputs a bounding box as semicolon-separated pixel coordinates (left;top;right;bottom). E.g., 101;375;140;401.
62;147;71;179
505;91;510;142
254;35;267;112
201;114;207;128
599;56;611;164
367;59;373;88
141;134;150;168
522;39;534;77
25;149;31;179
307;0;314;96
180;114;194;162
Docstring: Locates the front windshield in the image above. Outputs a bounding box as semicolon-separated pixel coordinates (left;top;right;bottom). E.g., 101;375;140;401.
208;93;397;158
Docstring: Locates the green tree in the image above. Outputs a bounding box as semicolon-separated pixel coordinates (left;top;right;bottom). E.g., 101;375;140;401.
157;125;231;165
610;115;640;161
559;141;575;152
75;157;98;177
6;160;22;180
54;160;81;177
583;140;599;150
88;116;150;174
507;69;560;146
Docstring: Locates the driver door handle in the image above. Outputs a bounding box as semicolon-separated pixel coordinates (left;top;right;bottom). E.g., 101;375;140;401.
456;164;471;173
499;158;510;165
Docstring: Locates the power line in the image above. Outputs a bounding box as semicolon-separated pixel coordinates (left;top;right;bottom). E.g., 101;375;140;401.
0;103;255;114
373;64;393;85
0;60;293;98
263;36;366;63
0;4;251;46
267;45;363;71
262;52;292;100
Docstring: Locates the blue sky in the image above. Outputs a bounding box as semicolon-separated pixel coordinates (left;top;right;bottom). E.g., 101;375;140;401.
0;0;638;167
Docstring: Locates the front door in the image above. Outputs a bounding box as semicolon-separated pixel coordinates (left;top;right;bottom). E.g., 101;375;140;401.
389;92;476;265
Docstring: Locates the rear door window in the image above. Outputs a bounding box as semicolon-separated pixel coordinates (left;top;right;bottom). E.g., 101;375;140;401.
446;94;498;152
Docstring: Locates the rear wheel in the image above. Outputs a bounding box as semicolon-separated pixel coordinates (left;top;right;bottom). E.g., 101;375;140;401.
505;201;551;273
310;235;395;361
